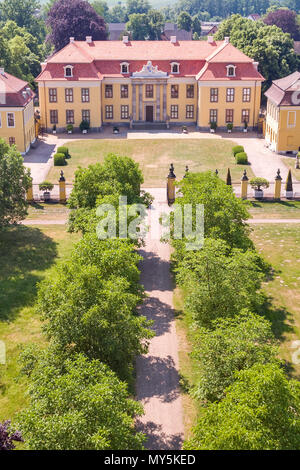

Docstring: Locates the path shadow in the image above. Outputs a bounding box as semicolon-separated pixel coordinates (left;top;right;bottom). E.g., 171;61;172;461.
136;355;180;404
139;249;173;292
0;226;58;321
136;419;183;450
23;140;56;164
140;296;174;337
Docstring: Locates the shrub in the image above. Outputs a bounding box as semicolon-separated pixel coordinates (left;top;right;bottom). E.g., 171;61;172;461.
66;124;73;132
235;152;248;164
210;121;217;130
227;123;233;131
54;153;66;166
79;120;90;132
39;181;54;192
57;146;69;158
232;145;244;156
249;177;269;191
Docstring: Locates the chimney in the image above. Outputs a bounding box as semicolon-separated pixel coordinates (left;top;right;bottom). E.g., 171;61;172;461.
26;87;31;95
69;37;75;43
122;36;129;43
22;91;27;99
86;36;92;43
170;35;177;44
253;61;259;71
224;36;230;44
207;36;214;43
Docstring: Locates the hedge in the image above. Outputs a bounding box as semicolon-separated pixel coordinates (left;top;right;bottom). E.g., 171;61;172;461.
235;152;248;164
54;153;66;166
232;145;244;156
57;146;69;158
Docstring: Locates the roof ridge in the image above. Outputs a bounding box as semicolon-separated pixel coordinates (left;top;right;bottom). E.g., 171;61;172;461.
206;41;228;62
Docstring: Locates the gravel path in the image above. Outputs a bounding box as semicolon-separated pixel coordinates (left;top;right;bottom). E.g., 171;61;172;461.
135;191;184;450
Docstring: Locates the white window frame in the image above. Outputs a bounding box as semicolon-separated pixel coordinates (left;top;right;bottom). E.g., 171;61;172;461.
64;65;74;78
171;62;180;74
120;62;129;74
287;111;296;128
7;112;15;128
226;64;236;77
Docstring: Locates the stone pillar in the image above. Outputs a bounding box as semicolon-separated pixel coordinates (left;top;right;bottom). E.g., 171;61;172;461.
274;168;282;199
156;84;160;121
26;181;33;203
241;170;248;200
59;170;66;203
139;84;142;121
163;83;167;121
167;163;176;205
132;84;136;121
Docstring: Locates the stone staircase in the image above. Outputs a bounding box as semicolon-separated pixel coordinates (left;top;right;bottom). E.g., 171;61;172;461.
132;121;168;130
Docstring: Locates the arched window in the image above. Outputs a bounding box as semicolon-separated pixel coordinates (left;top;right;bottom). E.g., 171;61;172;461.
226;65;236;77
171;62;180;74
120;62;129;74
64;65;74;78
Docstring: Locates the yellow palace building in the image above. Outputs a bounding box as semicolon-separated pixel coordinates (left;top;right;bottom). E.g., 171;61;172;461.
36;35;263;132
0;68;36;154
265;71;300;154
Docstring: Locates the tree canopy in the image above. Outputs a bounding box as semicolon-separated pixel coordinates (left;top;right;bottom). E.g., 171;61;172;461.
264;8;300;39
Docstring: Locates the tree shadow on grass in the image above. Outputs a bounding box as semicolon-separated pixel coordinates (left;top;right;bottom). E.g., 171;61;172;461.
0;225;58;322
261;296;294;342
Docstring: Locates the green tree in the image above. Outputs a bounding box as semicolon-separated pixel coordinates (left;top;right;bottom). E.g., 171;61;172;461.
176;238;265;328
126;0;150;16
192;311;278;402
18;352;145;450
191;15;201;34
90;0;109;19
0;139;32;228
185;363;300;450
177;11;192;31
215;14;299;90
126;13;151;40
148;9;164;40
0;0;46;40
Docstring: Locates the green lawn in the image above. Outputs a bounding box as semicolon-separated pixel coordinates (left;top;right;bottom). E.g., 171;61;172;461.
281;155;300;181
251;224;300;378
0;225;80;422
248;200;300;219
47;139;254;187
26;203;70;221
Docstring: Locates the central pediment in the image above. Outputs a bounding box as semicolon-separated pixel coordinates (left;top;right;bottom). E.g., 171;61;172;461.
132;61;168;78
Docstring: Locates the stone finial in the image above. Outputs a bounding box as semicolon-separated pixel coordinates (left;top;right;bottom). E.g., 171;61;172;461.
183;165;189;177
215;169;219;176
275;168;282;181
241;169;248;181
59;170;65;182
168;163;176;178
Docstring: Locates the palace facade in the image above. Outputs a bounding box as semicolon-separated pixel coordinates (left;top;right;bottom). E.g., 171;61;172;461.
36;36;264;132
265;71;300;154
0;69;36;154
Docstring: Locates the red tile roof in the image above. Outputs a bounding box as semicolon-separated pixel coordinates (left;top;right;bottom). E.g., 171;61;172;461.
36;40;264;82
265;71;300;106
0;70;34;107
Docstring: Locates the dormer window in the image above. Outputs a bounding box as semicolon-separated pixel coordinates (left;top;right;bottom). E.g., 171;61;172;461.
64;65;73;78
121;62;129;74
226;65;236;77
171;62;180;74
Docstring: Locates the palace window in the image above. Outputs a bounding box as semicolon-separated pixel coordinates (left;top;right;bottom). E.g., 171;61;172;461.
64;65;73;78
65;88;73;103
186;105;194;119
243;88;251;102
105;105;113;119
50;110;58;124
105;85;113;98
81;88;90;102
66;109;74;124
226;64;236;77
7;112;15;127
121;105;129;119
226;88;235;102
226;109;234;123
242;109;250;123
170;105;178;119
9;137;15;146
49;88;57;103
146;85;153;98
171;85;179;98
121;84;128;98
171;62;180;74
287;111;296;128
209;109;218;124
186;85;194;98
120;62;129;74
82;110;90;123
210;88;218;102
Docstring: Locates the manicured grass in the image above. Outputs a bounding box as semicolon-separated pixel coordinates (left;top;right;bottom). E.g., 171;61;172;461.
248;200;300;219
47;139;254;187
281;155;300;181
26;203;70;221
251;224;300;378
0;225;80;422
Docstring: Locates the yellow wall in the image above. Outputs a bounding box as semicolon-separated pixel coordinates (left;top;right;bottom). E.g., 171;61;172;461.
102;81;131;123
39;82;102;131
167;82;197;123
265;99;300;153
198;82;261;129
0;99;35;154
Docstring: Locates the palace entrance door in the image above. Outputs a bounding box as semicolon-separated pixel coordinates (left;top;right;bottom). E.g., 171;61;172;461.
146;105;154;122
